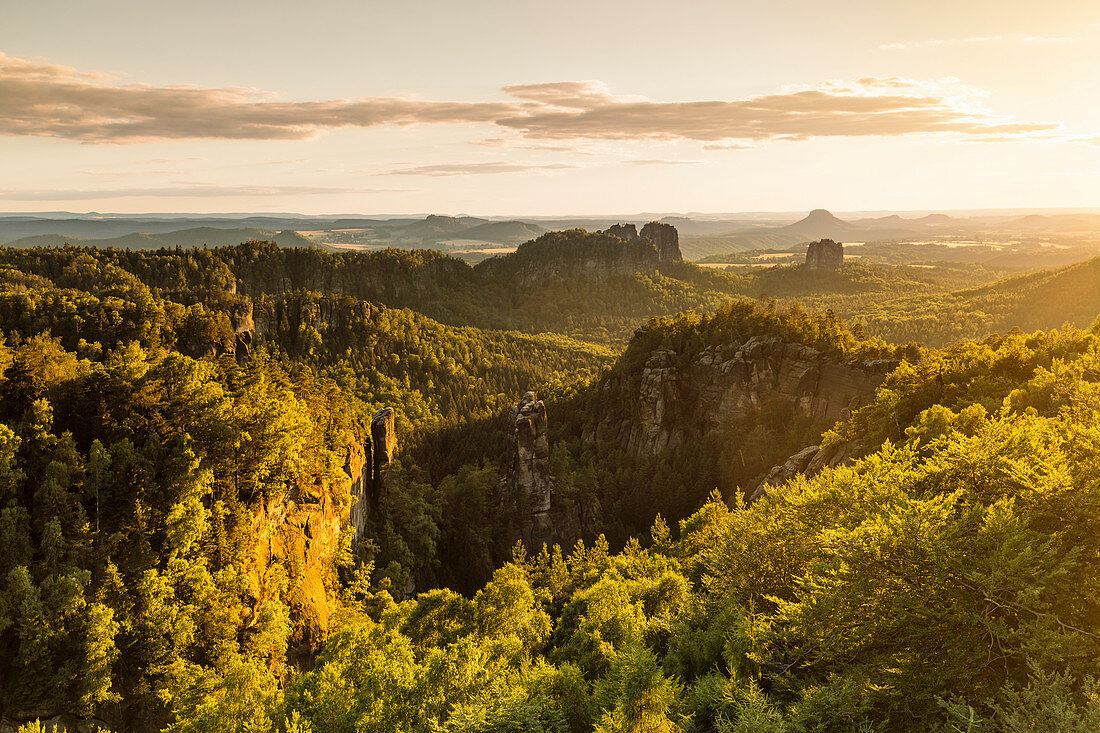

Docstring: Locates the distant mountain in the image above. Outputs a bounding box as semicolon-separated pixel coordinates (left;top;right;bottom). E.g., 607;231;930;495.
780;209;863;239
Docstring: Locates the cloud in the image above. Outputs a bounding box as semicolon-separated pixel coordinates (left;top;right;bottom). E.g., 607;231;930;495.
380;162;581;177
881;34;1071;50
497;77;1060;142
621;159;705;166
0;53;1061;145
0;52;514;143
0;184;393;200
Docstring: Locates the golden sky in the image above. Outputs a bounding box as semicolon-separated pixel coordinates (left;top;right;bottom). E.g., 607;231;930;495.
2;0;1099;214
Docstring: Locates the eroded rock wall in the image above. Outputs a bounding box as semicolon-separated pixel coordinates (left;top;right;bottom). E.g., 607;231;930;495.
805;239;844;271
509;391;552;515
591;335;895;459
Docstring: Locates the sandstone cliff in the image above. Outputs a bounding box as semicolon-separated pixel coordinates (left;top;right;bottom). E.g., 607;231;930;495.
508;392;552;515
371;407;397;512
805;239;844;271
248;407;396;659
749;439;860;502
478;224;682;286
588;334;896;460
499;391;599;550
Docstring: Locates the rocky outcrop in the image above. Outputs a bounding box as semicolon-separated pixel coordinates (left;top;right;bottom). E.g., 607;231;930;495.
479;225;681;286
805;239;843;271
604;223;639;240
590;335;896;458
499;391;598;551
508;392;552;515
749;440;860;502
371;407;396;511
252;295;382;336
640;222;682;262
599;221;683;263
247;407;397;660
177;297;257;364
345;440;371;539
249;472;347;659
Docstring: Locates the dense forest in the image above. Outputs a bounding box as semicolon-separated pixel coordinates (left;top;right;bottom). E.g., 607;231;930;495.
3;233;1100;731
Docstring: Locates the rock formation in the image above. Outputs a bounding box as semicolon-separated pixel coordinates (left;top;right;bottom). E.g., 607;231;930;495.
249;466;347;659
481;224;682;287
599;221;683;263
604;223;639;240
589;335;896;458
805;239;844;271
344;440;371;539
252;295;381;337
749;440;860;502
508;391;552;516
246;406;399;660
640;221;682;262
230;299;255;363
371;407;396;511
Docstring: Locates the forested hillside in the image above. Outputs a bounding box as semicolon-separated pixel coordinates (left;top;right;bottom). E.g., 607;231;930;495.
3;232;1100;732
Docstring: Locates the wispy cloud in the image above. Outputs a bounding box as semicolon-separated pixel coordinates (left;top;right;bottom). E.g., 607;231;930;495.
881;34;1071;51
380;162;581;176
0;52;513;143
0;184;393;200
0;53;1061;146
621;159;705;166
495;77;1059;143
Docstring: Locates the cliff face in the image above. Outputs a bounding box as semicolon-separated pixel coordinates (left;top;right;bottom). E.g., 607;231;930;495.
602;221;682;264
249;479;346;658
508;392;552;516
249;407;396;659
805;239;844;271
252;294;382;336
500;391;598;550
477;224;682;286
589;334;896;459
639;222;682;263
371;407;397;512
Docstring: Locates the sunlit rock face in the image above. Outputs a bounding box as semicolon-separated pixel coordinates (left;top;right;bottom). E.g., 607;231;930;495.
345;439;371;539
251;460;350;659
509;391;552;515
591;335;894;458
371;407;397;511
805;239;844;271
749;440;862;502
248;406;399;658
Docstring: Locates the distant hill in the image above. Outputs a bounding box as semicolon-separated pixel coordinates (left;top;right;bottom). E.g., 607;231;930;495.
398;215;488;239
780;209;861;239
453;220;545;244
5;227;326;251
855;254;1100;345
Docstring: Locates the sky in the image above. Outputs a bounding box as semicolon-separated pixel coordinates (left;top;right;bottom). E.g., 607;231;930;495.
2;0;1100;215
